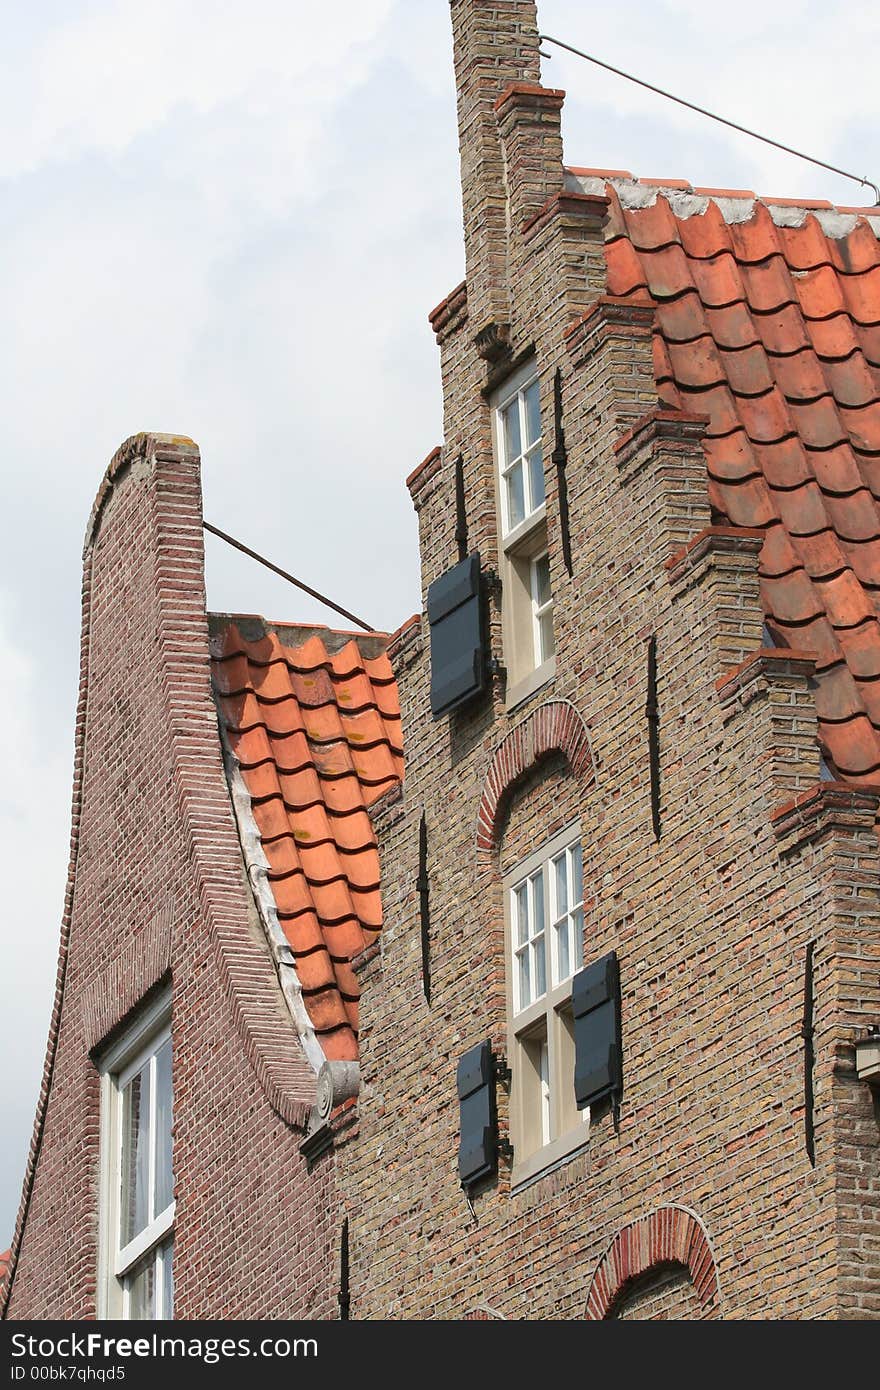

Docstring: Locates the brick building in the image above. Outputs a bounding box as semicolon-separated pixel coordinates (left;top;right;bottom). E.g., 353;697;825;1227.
3;0;879;1320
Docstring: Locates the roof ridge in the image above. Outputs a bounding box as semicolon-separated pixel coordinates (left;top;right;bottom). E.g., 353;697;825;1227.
565;166;880;222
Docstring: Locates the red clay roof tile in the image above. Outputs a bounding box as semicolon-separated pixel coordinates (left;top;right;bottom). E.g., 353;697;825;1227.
753;435;813;491
823;353;877;409
758;520;799;572
712;473;779;530
688;250;746;308
796;528;851;581
721;342;777;399
605;235;649;296
666;336;728;391
211;620;402;1063
773;480;831;538
771;348;832;404
795;263;850;321
806;312;863;361
816;660;867;724
703;429;762;484
584;174;880;784
624;196;682;251
821;712;880;779
823;489;878;542
754;303;815;357
839;535;880;589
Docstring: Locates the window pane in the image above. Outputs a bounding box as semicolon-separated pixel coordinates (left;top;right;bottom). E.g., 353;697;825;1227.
528;444;545;509
121;1064;151;1246
518;949;531;1011
154;1039;173;1216
534;934;546;999
531;870;544;935
502;399;521;461
161;1240;174;1320
514;882;529;946
538;610;555;662
571;842;583;904
524;380;541;447
554;853;568;917
533;553;551;609
126;1253;155;1321
506;461;525;529
556;918;571;982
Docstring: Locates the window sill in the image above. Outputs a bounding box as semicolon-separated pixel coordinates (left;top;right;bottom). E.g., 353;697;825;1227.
505;658;555;713
510;1119;591;1193
502;504;546;557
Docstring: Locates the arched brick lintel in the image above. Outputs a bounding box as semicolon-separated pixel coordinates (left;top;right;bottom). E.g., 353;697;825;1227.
586;1206;720;1320
476;700;594;859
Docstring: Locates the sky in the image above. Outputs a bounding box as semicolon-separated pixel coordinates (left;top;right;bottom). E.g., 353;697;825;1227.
2;0;878;1248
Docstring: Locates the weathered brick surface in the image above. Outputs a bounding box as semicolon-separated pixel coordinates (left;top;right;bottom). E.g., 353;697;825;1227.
333;0;879;1321
4;435;340;1319
613;1266;704;1320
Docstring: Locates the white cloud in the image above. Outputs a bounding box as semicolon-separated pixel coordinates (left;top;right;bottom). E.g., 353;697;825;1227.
540;0;880;203
0;596;70;1242
0;0;395;181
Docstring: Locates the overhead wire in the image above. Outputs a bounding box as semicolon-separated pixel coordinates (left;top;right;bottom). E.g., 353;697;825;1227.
203;520;375;633
539;34;880;206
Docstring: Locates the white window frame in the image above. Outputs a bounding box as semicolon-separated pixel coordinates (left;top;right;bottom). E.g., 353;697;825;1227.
97;988;174;1320
495;366;545;540
506;825;588;1189
491;360;556;706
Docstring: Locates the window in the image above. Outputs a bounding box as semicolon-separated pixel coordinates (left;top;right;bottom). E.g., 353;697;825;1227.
506;826;587;1184
530;551;555;666
98;992;174;1319
497;372;544;536
492;362;555;703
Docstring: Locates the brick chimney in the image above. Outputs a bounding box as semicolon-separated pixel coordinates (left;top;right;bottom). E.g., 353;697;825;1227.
450;0;549;343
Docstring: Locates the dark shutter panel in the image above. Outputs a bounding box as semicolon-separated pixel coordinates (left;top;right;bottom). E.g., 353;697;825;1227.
427;552;486;718
456;1040;497;1188
572;951;622;1110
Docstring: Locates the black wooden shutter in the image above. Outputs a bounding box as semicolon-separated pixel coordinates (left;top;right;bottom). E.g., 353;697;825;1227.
572;951;622;1110
427;552;486;718
456;1040;497;1188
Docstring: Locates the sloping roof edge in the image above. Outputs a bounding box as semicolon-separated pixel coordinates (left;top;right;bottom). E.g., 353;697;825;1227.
220;730;327;1075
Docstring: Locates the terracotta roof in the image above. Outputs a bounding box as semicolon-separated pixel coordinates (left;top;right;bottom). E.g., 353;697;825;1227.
567;169;880;784
211;618;403;1062
0;1249;9;1290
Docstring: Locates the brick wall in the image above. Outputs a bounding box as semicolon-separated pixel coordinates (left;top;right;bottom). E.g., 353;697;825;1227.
612;1266;704;1320
4;435;340;1319
333;0;879;1320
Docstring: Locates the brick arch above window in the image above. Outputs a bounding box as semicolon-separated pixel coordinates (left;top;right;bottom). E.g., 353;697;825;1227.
586;1206;720;1320
476;700;594;858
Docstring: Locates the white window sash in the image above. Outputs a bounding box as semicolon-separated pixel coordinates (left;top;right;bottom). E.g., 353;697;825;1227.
496;371;542;536
115;1202;175;1279
507;828;584;1166
529;551;553;666
511;867;549;1015
549;843;585;989
97;989;173;1320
